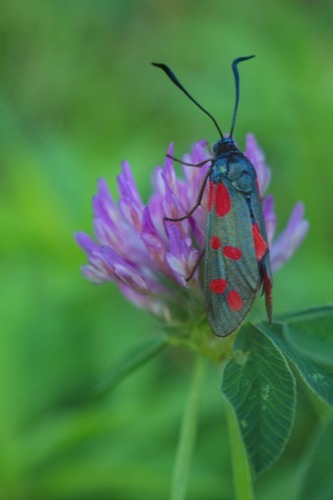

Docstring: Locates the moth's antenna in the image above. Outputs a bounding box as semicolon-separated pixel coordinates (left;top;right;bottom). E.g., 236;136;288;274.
152;62;224;140
229;55;255;138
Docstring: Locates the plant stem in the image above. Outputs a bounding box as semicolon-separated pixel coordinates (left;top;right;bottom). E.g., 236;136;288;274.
170;355;206;500
225;400;254;500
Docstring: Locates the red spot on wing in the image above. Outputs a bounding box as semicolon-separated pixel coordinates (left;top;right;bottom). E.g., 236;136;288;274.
210;236;221;249
215;182;231;217
223;246;242;260
227;290;243;311
210;279;227;294
208;181;215;212
252;224;268;260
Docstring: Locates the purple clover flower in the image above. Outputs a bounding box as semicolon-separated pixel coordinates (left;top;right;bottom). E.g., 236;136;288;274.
76;134;309;323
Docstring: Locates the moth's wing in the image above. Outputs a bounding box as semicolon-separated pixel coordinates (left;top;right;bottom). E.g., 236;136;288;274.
250;190;273;323
204;179;261;337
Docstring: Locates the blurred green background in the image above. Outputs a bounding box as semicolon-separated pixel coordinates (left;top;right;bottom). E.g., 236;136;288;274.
1;1;332;498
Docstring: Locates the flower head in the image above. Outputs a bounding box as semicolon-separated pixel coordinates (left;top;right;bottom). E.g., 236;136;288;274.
76;135;308;328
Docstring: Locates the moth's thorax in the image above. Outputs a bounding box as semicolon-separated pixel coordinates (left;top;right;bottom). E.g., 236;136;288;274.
211;137;257;194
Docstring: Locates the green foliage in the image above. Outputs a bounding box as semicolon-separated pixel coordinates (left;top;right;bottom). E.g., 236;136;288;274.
222;324;296;475
221;307;333;479
90;335;168;400
284;307;333;366
299;417;333;500
260;320;333;407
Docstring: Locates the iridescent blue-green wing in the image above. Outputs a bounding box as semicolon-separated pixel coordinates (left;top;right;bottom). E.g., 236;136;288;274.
204;179;261;337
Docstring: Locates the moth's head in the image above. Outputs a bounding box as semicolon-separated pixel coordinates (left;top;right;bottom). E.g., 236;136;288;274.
213;137;235;157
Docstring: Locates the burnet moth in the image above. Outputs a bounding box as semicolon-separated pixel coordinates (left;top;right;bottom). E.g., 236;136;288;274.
152;56;272;337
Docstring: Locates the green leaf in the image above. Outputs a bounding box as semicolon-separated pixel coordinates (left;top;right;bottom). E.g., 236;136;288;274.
274;305;333;323
221;323;296;476
259;322;333;407
284;307;333;366
299;417;333;500
89;335;168;400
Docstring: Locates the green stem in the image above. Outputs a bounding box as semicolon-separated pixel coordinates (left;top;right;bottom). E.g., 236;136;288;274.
170;355;206;500
225;400;254;500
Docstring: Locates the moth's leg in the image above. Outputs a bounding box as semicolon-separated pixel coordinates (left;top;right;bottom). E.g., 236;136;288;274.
186;248;206;282
164;169;210;222
167;155;213;168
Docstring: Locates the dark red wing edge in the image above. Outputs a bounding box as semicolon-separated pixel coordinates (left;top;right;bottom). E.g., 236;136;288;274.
263;267;272;324
250;195;273;325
